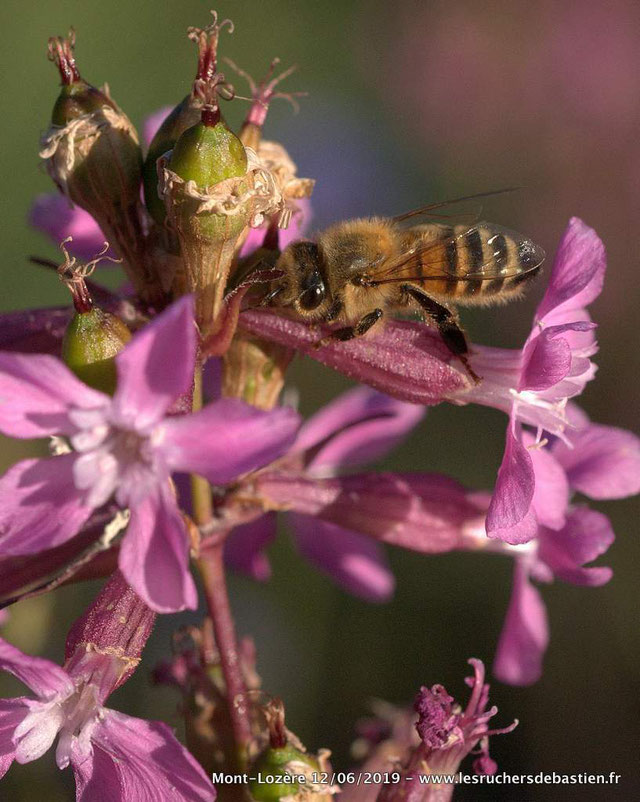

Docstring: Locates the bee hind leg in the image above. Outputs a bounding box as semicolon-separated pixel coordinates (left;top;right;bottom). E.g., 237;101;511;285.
402;285;481;384
316;308;384;348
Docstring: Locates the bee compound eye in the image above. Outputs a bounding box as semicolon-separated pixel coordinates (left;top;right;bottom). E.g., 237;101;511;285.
298;269;326;310
299;284;325;310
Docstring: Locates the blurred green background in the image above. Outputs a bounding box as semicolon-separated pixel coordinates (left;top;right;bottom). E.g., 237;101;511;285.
0;0;638;799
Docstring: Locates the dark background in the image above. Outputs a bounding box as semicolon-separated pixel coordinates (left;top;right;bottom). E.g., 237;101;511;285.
0;1;638;799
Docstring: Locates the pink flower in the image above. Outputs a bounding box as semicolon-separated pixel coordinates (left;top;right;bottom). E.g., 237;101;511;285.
0;572;214;800
463;217;606;543
484;409;640;685
0;295;300;612
239;218;603;439
226;387;424;601
238;309;472;405
142;105;173;146
227;387;491;601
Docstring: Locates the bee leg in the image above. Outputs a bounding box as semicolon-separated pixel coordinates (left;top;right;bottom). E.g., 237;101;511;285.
325;299;343;322
317;308;384;347
402;285;481;383
259;286;284;307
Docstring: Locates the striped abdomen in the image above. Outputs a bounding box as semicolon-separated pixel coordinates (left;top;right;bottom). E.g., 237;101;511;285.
397;223;545;304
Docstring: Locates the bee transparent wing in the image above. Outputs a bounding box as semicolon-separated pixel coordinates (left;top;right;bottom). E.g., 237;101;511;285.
368;222;545;284
391;188;520;228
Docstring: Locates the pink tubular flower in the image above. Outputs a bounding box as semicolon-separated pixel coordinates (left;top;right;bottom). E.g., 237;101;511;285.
0;295;300;612
466;217;606;543
480;408;640;685
239;218;603;445
225;387;425;601
226;387;495;601
0;571;215;800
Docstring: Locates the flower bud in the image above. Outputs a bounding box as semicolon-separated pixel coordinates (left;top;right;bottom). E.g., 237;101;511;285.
41;32;157;301
143;96;202;225
249;698;337;802
58;240;131;394
63;306;131;394
249;743;320;802
143;13;235;226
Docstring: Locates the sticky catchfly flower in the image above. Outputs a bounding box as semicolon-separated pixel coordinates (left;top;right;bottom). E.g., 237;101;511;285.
0;295;300;611
0;572;215;800
467;217;605;543
222;387;493;601
225;386;425;601
459;406;640;684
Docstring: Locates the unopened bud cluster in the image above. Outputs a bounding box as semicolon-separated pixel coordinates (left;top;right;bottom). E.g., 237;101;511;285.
42;11;313;356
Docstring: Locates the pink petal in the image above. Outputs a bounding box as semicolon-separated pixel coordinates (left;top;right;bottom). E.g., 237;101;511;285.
161;399;300;484
289;513;395;602
256;472;481;553
293;386;424;472
493;562;549;686
539;508;614;587
72;741;119;802
14;698;65;764
536;218;606;321
526;440;570;531
0;352;107;439
0;455;94;556
486;422;538;544
0;639;73;698
119;487;197;613
239;197;312;257
29;194;107;261
0;698;27;778
0;307;70;355
552;424;640;500
519;329;572;392
113;296;196;429
143;106;173;146
224;514;276;581
88;710;215;801
239;311;471;405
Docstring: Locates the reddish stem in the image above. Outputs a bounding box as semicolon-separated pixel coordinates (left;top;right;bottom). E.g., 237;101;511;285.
198;543;252;761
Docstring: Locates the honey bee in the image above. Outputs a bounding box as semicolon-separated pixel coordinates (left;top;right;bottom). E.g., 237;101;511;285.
260;196;545;381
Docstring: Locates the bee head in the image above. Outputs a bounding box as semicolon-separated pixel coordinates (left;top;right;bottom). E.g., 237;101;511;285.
272;241;329;317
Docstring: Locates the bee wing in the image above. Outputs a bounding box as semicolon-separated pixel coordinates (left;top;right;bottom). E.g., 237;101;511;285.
391;188;520;228
369;222;545;284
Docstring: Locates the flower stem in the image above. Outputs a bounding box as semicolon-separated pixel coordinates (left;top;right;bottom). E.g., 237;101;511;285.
198;541;252;765
191;363;251;768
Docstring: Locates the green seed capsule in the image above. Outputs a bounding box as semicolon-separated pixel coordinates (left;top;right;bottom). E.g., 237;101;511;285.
62;307;131;395
169;120;247;187
249;744;319;802
51;80;116;126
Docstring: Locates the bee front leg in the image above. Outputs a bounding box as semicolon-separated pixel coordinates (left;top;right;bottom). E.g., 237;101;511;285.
317;308;384;347
402;285;481;383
